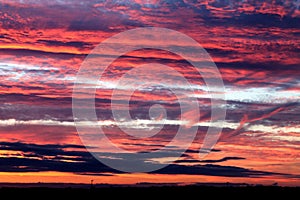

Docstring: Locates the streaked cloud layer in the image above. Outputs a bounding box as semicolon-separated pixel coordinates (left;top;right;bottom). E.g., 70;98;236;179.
0;0;299;186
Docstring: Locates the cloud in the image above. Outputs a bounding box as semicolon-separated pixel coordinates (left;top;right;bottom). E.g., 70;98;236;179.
175;156;246;164
0;0;299;184
212;13;300;28
37;39;92;49
154;164;281;177
0;141;290;178
224;102;299;138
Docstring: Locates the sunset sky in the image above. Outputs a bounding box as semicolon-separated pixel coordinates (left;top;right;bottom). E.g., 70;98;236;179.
0;0;299;186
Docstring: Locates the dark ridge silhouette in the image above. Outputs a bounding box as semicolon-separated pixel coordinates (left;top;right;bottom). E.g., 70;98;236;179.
0;184;299;196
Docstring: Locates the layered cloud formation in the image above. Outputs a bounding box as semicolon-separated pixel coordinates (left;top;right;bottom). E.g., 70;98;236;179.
0;0;299;185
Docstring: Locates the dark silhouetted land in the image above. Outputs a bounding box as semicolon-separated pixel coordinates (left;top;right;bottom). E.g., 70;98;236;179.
0;183;299;195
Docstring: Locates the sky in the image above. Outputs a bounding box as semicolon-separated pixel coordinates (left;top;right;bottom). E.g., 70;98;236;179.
0;0;299;186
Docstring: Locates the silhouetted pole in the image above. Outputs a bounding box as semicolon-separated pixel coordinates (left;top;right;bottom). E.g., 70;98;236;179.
90;180;94;191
